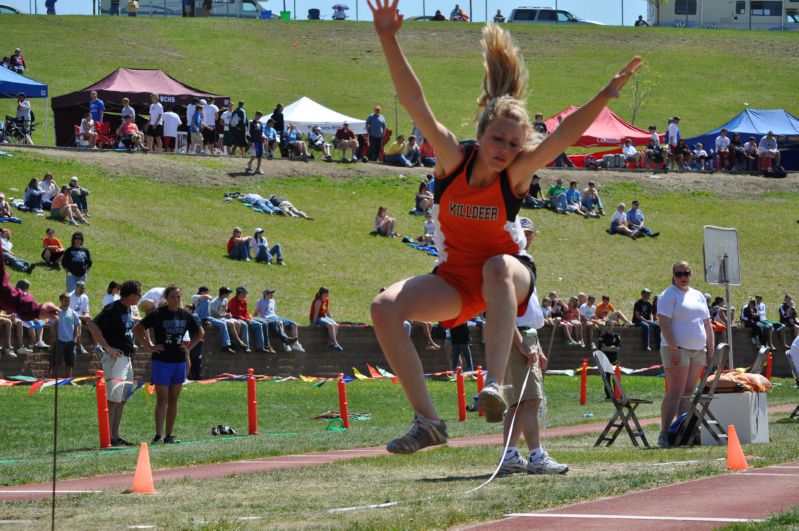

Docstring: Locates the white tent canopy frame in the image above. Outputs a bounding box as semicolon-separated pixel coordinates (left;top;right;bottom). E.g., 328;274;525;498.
260;96;367;135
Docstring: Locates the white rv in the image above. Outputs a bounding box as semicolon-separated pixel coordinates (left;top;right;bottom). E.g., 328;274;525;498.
100;0;274;19
648;0;798;30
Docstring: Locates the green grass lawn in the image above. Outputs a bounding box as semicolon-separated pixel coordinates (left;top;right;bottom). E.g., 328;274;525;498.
1;377;798;528
1;375;797;485
2;16;798;143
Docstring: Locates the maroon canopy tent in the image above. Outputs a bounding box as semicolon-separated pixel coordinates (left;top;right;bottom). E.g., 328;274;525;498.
544;105;663;147
51;68;229;146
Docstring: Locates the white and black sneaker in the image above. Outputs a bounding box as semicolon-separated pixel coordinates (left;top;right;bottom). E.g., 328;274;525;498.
527;452;569;475
386;412;448;454
499;451;529;474
477;381;507;423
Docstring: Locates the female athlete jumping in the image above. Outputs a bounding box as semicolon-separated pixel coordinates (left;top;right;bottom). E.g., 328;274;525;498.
368;0;641;454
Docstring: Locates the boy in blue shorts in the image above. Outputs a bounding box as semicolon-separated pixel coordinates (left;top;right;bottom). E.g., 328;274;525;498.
134;285;204;444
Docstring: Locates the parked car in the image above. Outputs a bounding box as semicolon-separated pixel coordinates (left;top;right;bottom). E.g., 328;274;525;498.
0;4;21;14
508;7;602;25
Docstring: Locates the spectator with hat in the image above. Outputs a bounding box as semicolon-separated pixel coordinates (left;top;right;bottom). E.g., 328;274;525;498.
227;227;252;261
228;286;270;353
210;286;248;350
309;126;334;162
250;227;284;265
335;121;359;162
10;48;26;74
633;288;660;350
253;288;306;352
191;286;235;353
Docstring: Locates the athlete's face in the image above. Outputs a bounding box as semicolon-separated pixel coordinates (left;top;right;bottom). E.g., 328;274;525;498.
478;118;524;172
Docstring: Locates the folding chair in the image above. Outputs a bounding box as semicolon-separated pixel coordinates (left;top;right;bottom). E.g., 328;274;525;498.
673;343;730;447
749;346;768;374
593;350;652;448
785;350;799;420
94;121;115;149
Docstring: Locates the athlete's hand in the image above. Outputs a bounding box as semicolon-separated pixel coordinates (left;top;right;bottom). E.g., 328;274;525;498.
368;0;403;38
601;56;643;99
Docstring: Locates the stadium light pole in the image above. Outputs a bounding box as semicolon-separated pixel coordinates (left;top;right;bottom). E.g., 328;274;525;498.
621;0;624;26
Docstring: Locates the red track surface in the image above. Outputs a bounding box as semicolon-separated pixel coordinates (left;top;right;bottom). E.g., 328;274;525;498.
2;403;797;531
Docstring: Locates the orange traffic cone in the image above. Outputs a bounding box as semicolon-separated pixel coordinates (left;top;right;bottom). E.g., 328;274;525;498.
726;424;747;471
131;442;156;494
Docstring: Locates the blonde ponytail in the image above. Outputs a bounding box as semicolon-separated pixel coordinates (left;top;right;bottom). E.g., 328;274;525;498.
475;24;531;137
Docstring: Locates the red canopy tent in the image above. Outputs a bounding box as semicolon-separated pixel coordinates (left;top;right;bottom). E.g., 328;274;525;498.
544;106;663;147
52;68;229;147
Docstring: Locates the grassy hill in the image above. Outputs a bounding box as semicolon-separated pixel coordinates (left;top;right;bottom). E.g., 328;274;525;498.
3;16;799;141
1;148;797;323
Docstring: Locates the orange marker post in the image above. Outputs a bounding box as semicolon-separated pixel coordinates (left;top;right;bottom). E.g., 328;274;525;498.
456;366;467;422
337;373;350;429
476;365;484;417
614;365;622;400
247;368;258;435
579;358;588;406
95;370;111;448
765;352;773;381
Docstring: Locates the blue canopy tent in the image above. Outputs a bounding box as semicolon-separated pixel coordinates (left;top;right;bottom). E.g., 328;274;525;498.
686;109;799;171
0;68;49;144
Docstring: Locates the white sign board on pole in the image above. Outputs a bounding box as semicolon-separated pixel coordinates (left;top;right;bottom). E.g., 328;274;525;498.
703;226;741;285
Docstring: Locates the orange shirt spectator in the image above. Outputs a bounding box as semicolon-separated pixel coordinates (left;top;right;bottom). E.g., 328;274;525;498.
594;298;615;319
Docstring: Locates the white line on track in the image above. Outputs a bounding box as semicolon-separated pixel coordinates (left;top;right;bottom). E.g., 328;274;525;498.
737;472;799;477
328;502;398;513
504;513;763;523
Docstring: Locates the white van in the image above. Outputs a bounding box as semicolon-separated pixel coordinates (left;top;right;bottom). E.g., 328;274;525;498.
101;0;274;19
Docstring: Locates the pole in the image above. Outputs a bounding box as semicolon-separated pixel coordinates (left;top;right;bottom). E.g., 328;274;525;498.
700;0;704;27
95;370;111;448
456;366;467;422
51;364;59;530
247;368;258;435
337;373;350;429
579;358;588;405
476;365;484;417
722;255;734;368
422;0;425;18
621;0;624;26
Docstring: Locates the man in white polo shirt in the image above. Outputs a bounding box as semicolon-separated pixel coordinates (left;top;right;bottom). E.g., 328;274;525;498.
146;93;164;153
202;97;220;155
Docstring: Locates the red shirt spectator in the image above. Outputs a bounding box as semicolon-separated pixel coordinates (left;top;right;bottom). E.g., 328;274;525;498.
228;294;252;320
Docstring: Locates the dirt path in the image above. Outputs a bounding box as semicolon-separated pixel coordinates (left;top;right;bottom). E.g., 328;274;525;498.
0;404;795;503
7;146;797;197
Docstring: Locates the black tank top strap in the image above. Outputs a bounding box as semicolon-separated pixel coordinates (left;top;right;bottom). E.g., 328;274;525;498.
499;169;523;222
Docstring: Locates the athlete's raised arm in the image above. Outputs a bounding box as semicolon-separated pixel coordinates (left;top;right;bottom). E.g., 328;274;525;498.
368;0;463;171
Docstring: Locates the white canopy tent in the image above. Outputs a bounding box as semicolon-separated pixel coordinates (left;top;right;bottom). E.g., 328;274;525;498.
260;96;367;135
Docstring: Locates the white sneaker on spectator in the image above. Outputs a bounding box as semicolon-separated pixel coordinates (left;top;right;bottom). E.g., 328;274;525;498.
35;341;49;349
283;343;292;352
499;451;528;474
4;347;16;358
16;346;32;355
527;451;569;475
292;342;305;352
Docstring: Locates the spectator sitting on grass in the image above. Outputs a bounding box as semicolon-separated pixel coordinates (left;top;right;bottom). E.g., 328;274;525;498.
0;193;18;221
41;173;58;210
384;135;412;167
547;178;568;213
309;126;333;162
250;227;284;266
414;182;434;214
581;181;604;216
310;286;343;351
23;177;45;215
229;286;270;353
41;227;64;269
191;286;235;354
210;286;248;351
565;181;589;217
253;288;305;352
1;228;35;274
68;176;90;219
523;174;548;209
419;137;436;167
268;194;314;220
608;202;636;238
622;138;645;168
405;135;421;166
418;210;435;245
227;227;252;261
627;200;660;238
375;206;398;237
